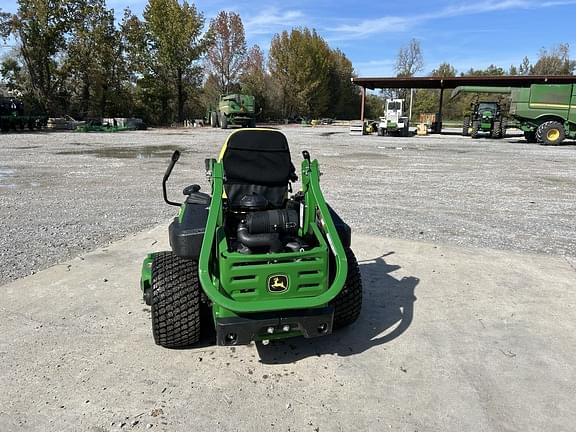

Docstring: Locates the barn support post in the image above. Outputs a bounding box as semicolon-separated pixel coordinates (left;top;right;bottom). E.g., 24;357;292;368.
360;86;366;123
436;86;444;133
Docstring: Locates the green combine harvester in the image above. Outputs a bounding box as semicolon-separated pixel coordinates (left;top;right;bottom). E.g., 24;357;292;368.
209;94;257;129
453;83;576;145
140;128;362;348
509;84;576;145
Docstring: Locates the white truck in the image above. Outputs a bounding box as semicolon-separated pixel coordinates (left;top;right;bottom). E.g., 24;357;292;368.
377;98;410;137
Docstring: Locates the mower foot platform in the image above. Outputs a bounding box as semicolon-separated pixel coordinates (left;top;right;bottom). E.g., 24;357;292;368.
216;307;335;346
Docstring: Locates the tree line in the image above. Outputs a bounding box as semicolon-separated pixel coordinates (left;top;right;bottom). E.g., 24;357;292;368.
0;0;359;124
1;2;575;124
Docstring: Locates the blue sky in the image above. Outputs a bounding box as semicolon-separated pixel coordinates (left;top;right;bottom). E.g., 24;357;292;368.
2;0;576;76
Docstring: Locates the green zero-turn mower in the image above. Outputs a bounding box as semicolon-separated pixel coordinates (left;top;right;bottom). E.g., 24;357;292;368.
140;128;363;348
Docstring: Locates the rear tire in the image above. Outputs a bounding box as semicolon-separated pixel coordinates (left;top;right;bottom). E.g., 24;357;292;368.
500;118;507;138
470;120;480;139
210;112;217;128
220;113;228;129
462;117;470;136
331;248;363;329
536;120;565;146
491;121;502;139
151;252;202;348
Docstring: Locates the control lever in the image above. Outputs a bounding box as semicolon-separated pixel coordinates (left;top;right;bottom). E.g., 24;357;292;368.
163;150;181;207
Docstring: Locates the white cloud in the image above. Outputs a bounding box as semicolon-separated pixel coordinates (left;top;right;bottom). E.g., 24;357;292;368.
243;8;306;35
330;16;412;39
330;0;576;40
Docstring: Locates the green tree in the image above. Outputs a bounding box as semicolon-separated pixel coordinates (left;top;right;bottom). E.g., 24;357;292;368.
268;30;293;118
1;58;24;92
205;11;246;96
8;0;77;114
65;0;125;118
240;44;271;118
269;28;331;118
327;48;360;119
431;62;456;78
463;64;506;76
127;0;208;124
411;88;437;119
364;93;384;119
412;62;456;121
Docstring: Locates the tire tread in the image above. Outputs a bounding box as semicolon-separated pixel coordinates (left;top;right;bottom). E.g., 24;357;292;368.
151;252;201;348
536;120;565;146
331;248;363;329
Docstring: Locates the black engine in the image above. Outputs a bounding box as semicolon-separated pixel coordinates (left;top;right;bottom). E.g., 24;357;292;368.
230;193;307;254
245;209;299;235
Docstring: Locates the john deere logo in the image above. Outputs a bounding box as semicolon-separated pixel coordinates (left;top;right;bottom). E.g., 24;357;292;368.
268;275;289;293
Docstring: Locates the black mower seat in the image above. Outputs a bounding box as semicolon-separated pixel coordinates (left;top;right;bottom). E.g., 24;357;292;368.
219;129;297;208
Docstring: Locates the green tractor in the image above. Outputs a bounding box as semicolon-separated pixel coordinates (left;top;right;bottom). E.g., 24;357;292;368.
462;99;506;139
140;129;363;348
209;94;257;129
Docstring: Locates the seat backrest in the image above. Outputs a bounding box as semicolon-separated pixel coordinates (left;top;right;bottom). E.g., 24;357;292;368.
220;129;296;208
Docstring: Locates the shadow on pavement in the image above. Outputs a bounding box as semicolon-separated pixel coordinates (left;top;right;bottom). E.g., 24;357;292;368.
256;253;419;364
509;139;576;147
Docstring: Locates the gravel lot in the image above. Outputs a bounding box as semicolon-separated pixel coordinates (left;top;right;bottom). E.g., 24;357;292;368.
1;126;575;285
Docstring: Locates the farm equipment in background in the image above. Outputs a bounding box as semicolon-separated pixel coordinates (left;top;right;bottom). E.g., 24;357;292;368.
74;117;146;132
0;97;48;132
452;84;576;145
377;99;410;137
451;87;511;139
463;100;507;139
208;94;257;129
509;84;576;145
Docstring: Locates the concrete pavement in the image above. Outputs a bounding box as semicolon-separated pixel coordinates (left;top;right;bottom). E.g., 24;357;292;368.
1;225;575;431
